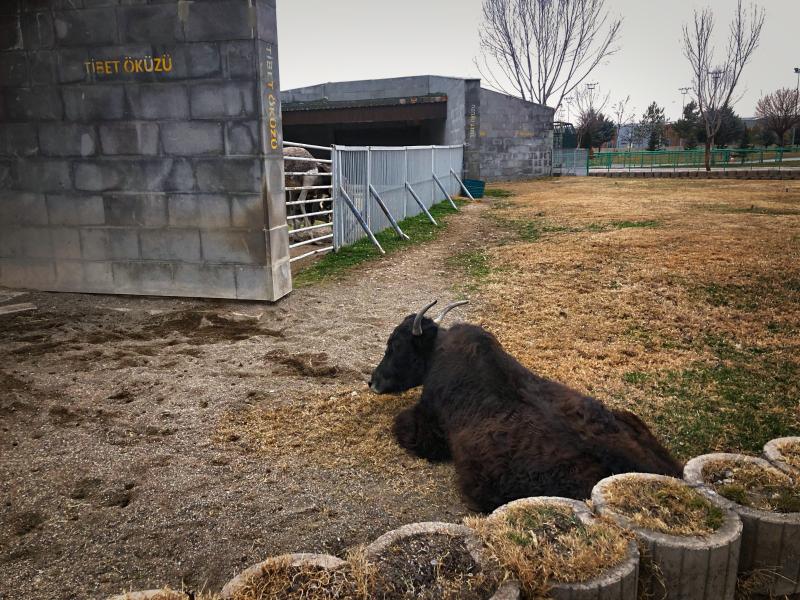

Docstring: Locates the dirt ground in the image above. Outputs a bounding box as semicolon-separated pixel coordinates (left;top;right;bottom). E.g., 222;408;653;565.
1;178;798;599
0;203;497;600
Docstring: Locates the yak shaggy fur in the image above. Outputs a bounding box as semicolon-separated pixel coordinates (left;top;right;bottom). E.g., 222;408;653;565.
370;315;682;513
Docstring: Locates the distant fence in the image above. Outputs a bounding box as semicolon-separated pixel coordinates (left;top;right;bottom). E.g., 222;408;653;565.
333;145;465;249
553;149;589;176
589;146;800;172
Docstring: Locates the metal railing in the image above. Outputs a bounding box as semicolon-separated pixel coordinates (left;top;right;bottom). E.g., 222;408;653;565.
553;148;589;176
589;146;800;172
284;141;334;263
333;145;467;251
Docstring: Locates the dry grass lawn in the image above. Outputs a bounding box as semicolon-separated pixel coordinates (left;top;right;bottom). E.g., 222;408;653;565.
471;178;799;460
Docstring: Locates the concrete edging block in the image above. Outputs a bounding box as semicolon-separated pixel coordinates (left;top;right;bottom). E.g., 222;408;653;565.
365;521;520;600
488;496;639;600
763;436;800;477
684;453;800;596
219;553;345;600
592;473;742;600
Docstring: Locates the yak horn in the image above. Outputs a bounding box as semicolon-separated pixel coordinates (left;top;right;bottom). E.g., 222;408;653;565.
412;300;438;336
433;300;469;325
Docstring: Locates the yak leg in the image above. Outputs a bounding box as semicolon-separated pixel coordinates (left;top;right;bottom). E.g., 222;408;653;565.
392;403;451;462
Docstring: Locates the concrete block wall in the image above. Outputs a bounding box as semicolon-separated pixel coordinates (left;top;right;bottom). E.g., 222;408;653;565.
0;0;291;301
479;88;554;181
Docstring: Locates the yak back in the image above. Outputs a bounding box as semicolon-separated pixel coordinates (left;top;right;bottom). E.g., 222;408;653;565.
423;323;682;478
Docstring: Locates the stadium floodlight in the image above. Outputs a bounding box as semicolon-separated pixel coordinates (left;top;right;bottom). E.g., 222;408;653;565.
678;87;691;113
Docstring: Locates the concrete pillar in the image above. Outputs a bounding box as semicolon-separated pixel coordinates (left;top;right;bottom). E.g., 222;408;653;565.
0;0;291;301
463;79;481;180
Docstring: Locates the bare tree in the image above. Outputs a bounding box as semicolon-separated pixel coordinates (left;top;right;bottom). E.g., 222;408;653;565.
755;88;800;146
477;0;622;109
610;95;635;149
682;1;765;170
574;85;612;153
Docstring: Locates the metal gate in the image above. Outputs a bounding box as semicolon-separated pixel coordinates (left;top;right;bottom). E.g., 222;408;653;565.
283;141;334;263
284;143;471;261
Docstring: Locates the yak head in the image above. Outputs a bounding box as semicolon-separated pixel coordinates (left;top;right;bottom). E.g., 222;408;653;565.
369;300;468;394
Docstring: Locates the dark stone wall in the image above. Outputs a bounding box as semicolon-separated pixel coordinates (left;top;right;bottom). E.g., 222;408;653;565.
478;89;554;181
0;0;290;301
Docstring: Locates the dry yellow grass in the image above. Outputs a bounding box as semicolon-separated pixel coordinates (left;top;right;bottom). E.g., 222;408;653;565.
601;477;725;536
216;388;454;498
467;503;629;598
473;178;800;459
779;440;800;470
231;555;372;600
703;458;800;513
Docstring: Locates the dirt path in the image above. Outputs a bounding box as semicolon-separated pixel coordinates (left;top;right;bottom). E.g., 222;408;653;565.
0;202;497;600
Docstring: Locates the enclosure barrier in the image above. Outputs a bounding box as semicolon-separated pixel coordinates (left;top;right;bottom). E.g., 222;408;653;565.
284;141;335;264
589;146;800;172
110;438;799;599
553;148;589;176
333;144;466;251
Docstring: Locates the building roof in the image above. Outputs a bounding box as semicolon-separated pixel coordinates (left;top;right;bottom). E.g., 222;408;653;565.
282;94;448;112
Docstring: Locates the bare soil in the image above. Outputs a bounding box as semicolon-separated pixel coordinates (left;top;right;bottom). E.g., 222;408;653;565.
0;202;497;600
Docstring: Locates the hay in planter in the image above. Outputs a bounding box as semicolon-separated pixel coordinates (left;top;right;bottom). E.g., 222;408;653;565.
703;458;800;513
467;504;629;597
230;553;373;600
601;477;725;536
778;440;800;470
369;533;498;600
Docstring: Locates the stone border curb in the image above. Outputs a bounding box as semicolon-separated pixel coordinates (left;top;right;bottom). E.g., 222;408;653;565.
764;437;800;476
364;521;520;600
219;553;345;600
684;452;800;596
592;473;742;600
108;591;188;600
489;496;639;600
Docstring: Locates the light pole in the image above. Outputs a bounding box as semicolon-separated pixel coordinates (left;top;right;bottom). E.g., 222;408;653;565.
564;96;574;124
679;87;691;115
793;67;799;147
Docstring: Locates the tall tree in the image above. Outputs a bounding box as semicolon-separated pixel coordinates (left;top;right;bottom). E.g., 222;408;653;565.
755;88;800;146
477;0;622;109
634;102;666;151
682;1;765;170
672;101;702;149
696;105;744;147
610;95;635;148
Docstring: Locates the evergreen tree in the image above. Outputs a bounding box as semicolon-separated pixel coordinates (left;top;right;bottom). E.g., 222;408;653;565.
673;101;701;149
634;102;666;150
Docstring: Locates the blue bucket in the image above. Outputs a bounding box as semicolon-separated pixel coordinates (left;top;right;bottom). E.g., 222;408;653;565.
462;179;485;199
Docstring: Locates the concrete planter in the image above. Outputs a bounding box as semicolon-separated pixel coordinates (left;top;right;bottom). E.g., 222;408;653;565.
108;592;188;600
592;473;742;600
764;436;800;476
684;452;800;597
365;521;520;600
219;553;346;600
489;497;639;600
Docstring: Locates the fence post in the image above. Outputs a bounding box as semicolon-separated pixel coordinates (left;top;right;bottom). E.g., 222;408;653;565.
339;184;385;254
405;182;439;224
365;146;372;231
370;184;409;240
450;169;475;201
433;173;458;210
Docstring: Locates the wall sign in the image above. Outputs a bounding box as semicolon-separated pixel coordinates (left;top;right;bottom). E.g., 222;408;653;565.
83;54;173;76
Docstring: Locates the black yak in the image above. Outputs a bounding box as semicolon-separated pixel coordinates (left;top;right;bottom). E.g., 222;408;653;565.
369;300;682;512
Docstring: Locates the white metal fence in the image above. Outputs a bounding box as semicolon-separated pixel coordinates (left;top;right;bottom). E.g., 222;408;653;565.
333;144;465;249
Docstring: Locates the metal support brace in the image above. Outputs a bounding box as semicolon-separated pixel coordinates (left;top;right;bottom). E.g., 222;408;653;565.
432;173;458;210
404;182;438;225
339;184;385;254
369;185;409;240
450;169;475;201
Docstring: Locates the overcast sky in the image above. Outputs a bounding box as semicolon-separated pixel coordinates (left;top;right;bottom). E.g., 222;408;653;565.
276;0;799;122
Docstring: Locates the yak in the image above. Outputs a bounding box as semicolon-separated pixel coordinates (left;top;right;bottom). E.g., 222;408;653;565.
369;300;682;513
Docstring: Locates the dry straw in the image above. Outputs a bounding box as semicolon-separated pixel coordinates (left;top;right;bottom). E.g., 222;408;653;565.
703;458;800;513
600;476;725;536
467;503;629;598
